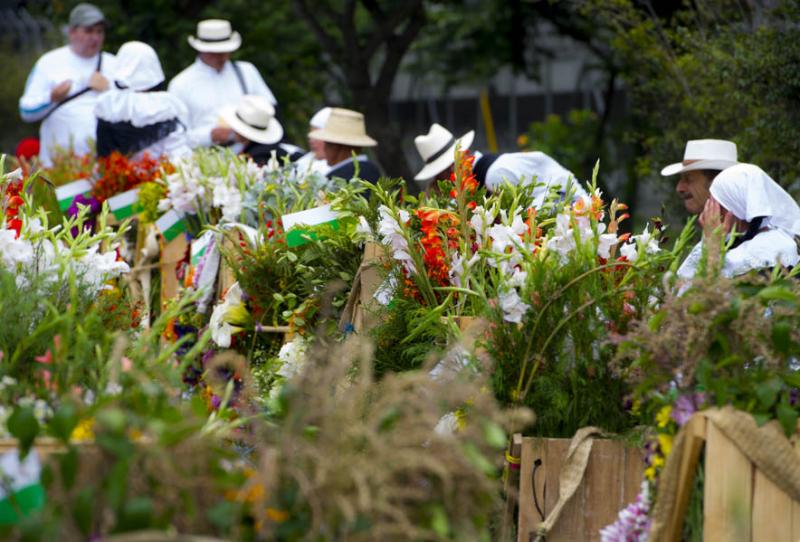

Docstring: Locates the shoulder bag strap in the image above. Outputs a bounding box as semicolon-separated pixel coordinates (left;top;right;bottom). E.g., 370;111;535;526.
40;52;104;122
231;61;248;94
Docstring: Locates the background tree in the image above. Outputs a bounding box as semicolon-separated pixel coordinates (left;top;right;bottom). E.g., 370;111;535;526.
292;0;426;181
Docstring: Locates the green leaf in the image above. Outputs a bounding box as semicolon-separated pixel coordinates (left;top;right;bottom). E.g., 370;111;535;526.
49;402;78;443
772;321;792;355
430;505;450;537
58;447;79;490
462;442;496;476
72;487;94;536
8;406;39;457
116;497;153;532
757;286;797;303
647;311;665;332
207;500;238;532
96;408;127;435
482;420;507;449
776;401;798;437
755;378;781;409
752;412;771;427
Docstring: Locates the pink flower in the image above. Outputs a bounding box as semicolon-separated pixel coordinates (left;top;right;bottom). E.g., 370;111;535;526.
35;350;53;364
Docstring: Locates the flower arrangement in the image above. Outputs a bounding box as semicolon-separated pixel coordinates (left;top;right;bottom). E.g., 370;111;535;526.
90;150;172;203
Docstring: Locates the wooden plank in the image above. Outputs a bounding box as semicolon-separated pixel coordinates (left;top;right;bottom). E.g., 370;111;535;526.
160;234;187;305
752;468;792;542
517;437;537;542
791;435;800;541
501;433;523;542
622;444;646;504
704;421;753;542
544;438;585;541
583;439;625;541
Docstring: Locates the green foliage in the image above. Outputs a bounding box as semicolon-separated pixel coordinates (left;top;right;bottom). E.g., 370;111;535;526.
586;0;800;204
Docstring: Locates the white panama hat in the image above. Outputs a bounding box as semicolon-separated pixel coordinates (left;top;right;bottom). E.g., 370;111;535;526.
220;95;283;145
188;19;242;53
661;139;739;176
309;107;332;129
308;108;377;147
414;123;475;181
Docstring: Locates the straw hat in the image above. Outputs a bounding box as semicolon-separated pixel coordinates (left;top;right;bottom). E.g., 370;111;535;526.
220;95;283;144
414;123;475;181
188;19;241;53
661;139;738;176
308;108;377;147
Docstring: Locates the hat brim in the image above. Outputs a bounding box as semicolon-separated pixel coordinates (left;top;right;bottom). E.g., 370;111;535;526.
414;130;475;181
308;128;377;148
661;159;738;176
220;105;283;145
188;32;242;53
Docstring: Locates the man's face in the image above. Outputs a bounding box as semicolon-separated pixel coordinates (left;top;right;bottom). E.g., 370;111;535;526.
676;170;713;215
69;23;105;58
199;52;231;72
309;137;326;160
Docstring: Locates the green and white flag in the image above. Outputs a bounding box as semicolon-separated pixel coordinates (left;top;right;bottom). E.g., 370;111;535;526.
55;179;93;212
155;209;186;243
0;449;45;525
191;230;215;266
107;188;142;220
282;205;340;247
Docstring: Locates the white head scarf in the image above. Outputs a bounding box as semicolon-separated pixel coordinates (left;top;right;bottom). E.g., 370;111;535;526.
113;41;165;91
710;163;800;237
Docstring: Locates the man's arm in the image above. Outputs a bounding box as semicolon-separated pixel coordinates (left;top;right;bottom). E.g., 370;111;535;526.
19;62;62;122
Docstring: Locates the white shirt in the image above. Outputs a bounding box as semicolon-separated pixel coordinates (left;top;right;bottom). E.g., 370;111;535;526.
677;229;800;280
476;151;588;206
19;46;116;166
168;58;277;148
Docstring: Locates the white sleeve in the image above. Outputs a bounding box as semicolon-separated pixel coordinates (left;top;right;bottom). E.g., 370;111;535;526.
240;61;277;105
168;76;212;148
19;60;55;122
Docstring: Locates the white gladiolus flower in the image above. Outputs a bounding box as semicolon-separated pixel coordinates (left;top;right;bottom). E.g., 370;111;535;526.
76;244;130;291
509;268;528;288
212;182;243;222
545;212;577;260
434;411;460;436
597;233;619;259
377;206;415;273
356;216;373;238
209;282;246;348
620;242;638;261
0;230;34;269
499;288;530;324
469;205;497;245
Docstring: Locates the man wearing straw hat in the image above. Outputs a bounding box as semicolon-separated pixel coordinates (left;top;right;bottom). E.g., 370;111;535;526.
413;123;586;207
660;139;739;216
294;107;332;174
309;108;382;184
220;95;305;167
19;3;115;166
168;19;277;149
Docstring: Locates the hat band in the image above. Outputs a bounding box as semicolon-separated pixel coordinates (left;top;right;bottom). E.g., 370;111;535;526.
425;137;455;165
236;111;268;131
196;32;234;43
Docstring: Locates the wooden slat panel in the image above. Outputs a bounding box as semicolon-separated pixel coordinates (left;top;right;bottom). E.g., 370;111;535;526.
661;415;707;542
622;444;646;504
583;439;625;541
160;234;187;304
545;438;585;541
517;437;537;542
704;422;753;542
752;468;792;542
790;435;800;540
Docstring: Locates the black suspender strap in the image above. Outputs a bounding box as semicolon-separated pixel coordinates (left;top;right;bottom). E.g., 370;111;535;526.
41;53;103;122
473;153;500;188
231;61;248;95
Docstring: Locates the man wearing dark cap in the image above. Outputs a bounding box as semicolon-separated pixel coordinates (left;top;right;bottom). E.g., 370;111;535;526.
19;3;115;166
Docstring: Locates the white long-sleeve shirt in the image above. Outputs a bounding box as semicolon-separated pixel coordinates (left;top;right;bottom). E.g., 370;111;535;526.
19;46;116;166
475;150;588;207
167;58;277;148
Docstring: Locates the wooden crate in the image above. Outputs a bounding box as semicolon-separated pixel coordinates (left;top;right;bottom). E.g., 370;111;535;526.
159;234;189;305
340;241;386;333
515;434;644;542
651;410;800;542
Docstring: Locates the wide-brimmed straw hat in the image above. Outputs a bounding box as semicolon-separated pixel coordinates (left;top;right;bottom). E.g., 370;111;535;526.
188;19;241;53
414;123;475;181
220;95;283;144
661;139;738;176
308;108;377;147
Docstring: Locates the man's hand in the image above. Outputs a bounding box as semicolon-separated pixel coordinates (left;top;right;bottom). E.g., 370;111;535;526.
50;80;72;103
211;127;234;145
88;72;109;92
700;197;736;234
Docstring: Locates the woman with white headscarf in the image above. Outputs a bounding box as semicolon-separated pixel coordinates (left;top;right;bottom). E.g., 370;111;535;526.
679;163;800;279
94;41;191;160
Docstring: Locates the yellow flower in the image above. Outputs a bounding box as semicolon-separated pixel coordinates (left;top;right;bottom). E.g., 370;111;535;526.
265;507;288;523
516;134;530;148
651;454;664;469
70;418;94;442
657;433;673;457
644;466;656;481
656;405;672;428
